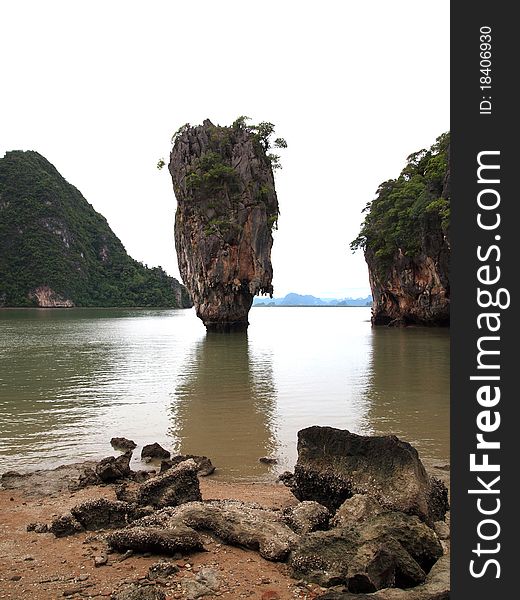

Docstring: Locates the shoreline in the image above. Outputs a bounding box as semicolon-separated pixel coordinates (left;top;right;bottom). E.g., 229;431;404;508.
0;459;450;600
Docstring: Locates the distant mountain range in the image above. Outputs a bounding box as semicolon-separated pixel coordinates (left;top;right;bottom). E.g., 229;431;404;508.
253;293;372;307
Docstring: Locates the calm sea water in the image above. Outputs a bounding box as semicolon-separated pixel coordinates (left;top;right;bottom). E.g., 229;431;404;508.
0;307;449;480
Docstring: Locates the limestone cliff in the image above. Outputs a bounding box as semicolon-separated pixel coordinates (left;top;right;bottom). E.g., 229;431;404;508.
169;119;280;331
0;151;192;308
352;133;450;326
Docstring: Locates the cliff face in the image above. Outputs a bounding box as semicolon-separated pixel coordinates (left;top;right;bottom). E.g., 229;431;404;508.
352;134;450;326
0;151;192;308
169;119;279;331
366;215;450;325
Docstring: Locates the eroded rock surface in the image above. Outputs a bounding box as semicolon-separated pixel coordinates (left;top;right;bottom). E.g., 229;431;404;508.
141;443;170;461
107;525;203;555
169;119;279;331
291;427;448;524
315;554;450;600
161;454;215;477
111;437;137;452
129;500;299;561
290;512;442;591
352;134;450;326
95;452;132;483
135;459;201;508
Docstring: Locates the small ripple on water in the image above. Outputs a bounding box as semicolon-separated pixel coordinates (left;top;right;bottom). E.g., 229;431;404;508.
0;307;449;478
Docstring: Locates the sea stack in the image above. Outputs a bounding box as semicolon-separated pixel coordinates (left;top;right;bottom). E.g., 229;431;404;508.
169;119;279;331
351;133;450;326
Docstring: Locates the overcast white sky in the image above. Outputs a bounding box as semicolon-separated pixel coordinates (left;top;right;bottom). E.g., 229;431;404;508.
0;1;449;299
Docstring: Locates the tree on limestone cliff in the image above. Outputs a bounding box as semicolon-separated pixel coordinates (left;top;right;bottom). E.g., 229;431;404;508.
350;132;450;266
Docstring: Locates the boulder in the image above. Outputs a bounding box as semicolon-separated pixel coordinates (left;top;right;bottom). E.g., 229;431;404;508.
131;499;299;562
111;437;137;452
314;554;450;599
290;511;442;590
331;495;384;528
160;454;215;477
277;471;295;485
182;566;220;599
95;452;132;482
48;499;155;537
70;498;136;531
49;513;84;537
112;583;167;600
26;521;48;533
107;525;203;555
282;501;330;534
132;470;153;483
291;427;448;524
136;459;201;508
77;467;100;488
141;443;171;461
173;500;298;561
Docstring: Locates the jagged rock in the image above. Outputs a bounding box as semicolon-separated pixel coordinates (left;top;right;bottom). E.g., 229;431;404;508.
107;525;203;555
26;522;48;533
160;454;215;477
182;567;220;599
95;453;132;482
49;499;153;537
132;500;299;562
111;437;137;452
331;495;384;528
136;459;201;508
112;582;167;600
282;501;330;534
77;467;100;489
49;513;84;537
314;554;450;599
169;119;279;331
291;427;448;524
70;498;136;531
290;512;442;590
427;477;450;524
360;512;443;571
141;443;171;461
277;471;294;486
147;561;180;579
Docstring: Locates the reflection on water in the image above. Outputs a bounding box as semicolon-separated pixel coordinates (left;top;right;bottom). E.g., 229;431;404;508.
171;333;277;479
364;327;450;460
0;307;449;479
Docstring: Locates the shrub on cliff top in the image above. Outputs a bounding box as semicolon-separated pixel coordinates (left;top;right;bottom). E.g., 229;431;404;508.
350;132;450;266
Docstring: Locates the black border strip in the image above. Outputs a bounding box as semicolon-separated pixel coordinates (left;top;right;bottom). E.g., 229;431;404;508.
451;2;515;596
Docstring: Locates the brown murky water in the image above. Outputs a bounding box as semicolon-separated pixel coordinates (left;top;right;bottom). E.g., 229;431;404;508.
0;307;449;480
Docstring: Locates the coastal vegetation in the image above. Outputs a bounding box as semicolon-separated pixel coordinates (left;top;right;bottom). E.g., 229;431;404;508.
350;133;450;325
351;132;450;267
0;150;191;308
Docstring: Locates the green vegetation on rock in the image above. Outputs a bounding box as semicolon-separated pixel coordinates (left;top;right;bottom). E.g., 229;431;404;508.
0;150;192;308
168;118;284;239
351;132;450;268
